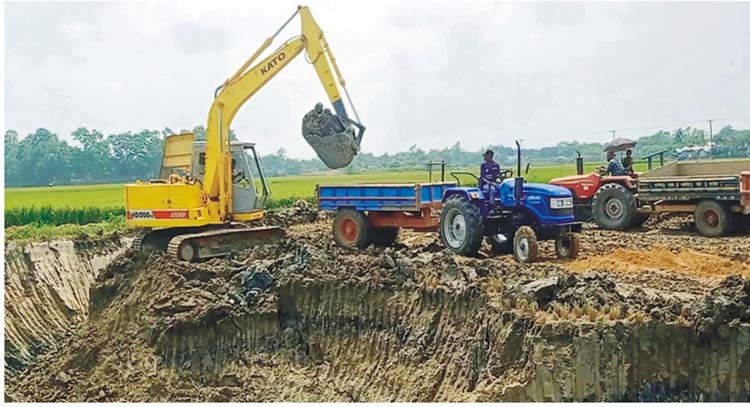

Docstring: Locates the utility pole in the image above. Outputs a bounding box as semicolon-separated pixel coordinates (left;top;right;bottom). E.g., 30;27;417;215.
610;130;616;140
708;119;713;146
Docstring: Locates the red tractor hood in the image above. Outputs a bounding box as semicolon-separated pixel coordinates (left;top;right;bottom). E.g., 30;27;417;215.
549;173;599;187
549;173;602;200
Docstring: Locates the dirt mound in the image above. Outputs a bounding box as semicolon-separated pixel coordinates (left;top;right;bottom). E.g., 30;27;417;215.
568;245;750;278
260;200;326;228
643;213;693;230
690;275;750;338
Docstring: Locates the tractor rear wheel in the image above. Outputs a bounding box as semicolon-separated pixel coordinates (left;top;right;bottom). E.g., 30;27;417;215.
333;209;371;248
591;183;637;230
513;226;539;263
694;200;731;237
370;227;400;246
554;232;580;260
440;194;483;256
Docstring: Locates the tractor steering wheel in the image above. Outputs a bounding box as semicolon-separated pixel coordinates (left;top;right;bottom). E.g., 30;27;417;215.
596;165;607;176
498;169;514;181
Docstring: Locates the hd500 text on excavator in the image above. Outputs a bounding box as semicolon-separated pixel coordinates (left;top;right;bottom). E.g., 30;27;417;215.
125;6;365;261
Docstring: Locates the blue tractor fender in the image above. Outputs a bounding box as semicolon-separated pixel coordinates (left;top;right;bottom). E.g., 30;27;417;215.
442;187;484;203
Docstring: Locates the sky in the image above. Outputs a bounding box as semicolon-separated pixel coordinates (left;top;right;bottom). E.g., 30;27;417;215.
5;0;750;159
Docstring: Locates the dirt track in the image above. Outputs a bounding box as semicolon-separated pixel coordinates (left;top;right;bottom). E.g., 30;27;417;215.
5;207;750;401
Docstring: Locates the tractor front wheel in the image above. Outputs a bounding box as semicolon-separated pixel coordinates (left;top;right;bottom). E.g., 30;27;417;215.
440;194;483;256
554;232;580;260
333;209;371;248
513;226;539;263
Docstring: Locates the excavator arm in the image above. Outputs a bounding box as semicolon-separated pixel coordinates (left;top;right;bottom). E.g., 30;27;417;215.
204;5;365;219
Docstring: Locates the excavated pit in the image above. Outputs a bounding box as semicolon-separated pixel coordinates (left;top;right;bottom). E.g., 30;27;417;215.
5;206;750;401
5;234;131;377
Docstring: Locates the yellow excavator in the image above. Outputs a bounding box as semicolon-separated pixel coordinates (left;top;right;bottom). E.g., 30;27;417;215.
125;6;365;261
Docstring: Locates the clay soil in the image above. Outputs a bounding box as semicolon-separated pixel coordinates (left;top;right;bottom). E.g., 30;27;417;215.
5;207;750;402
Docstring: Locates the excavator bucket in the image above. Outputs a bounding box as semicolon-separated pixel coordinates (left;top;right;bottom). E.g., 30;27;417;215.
302;103;360;169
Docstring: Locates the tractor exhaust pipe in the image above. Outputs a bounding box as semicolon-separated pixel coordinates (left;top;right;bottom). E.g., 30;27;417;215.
514;140;524;205
576;151;584;175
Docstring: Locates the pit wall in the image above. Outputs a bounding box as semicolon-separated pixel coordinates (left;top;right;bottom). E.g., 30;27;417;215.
156;281;750;402
4;236;131;378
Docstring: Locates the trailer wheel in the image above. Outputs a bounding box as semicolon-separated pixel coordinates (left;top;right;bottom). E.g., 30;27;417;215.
440;194;483;256
333;209;370;248
513;226;539;263
694;200;731;237
370;227;400;246
554;233;580;260
591;183;637;230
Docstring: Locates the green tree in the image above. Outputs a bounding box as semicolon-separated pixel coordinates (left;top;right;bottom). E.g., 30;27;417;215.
108;130;163;181
71;127;111;182
5;130;20;185
15;128;73;186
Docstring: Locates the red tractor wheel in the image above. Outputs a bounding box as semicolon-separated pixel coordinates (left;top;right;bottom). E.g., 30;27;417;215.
333;209;371;248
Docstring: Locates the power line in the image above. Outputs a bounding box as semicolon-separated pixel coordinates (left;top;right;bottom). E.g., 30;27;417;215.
503;115;750;146
608;116;750;134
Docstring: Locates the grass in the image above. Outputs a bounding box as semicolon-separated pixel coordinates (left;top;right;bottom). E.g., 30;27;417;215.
4;162;648;237
5;183;125;209
5;206;124;227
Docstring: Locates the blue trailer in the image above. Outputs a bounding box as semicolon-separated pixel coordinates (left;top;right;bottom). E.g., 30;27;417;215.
316;181;456;248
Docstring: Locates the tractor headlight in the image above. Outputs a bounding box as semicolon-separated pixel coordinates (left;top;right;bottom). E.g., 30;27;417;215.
550;197;573;209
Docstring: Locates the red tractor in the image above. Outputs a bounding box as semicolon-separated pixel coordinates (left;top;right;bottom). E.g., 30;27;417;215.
549;168;649;230
549;139;651;230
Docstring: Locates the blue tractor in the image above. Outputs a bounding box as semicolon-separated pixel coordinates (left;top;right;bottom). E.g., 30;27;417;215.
439;142;582;263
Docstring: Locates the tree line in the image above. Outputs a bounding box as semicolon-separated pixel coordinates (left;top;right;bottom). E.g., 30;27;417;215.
5;125;750;187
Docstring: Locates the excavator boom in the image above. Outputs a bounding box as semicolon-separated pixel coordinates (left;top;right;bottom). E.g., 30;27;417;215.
124;6;364;261
205;5;365;219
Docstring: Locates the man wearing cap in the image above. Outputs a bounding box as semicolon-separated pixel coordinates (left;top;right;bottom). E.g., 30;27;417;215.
480;149;501;198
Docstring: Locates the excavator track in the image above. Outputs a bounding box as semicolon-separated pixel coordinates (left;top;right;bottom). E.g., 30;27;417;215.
132;231;145;253
166;226;286;262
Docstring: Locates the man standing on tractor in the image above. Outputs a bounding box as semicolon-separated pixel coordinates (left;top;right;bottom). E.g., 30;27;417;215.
480;149;500;197
606;151;626;176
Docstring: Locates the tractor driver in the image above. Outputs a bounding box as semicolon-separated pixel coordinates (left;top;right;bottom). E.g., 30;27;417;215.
605;151;626;176
480;149;501;197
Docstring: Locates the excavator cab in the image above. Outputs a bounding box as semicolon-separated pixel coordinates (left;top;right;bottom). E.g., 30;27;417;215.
148;132;271;220
192;141;269;215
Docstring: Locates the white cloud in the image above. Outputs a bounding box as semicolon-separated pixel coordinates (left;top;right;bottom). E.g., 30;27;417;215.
6;1;750;158
60;21;88;39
